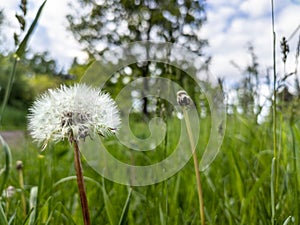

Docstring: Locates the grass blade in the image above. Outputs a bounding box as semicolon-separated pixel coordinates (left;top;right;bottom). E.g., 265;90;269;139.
15;0;47;58
35;155;45;222
44;202;77;225
118;188;132;225
0;202;8;225
0;135;12;195
8;210;17;225
28;186;38;225
102;178;117;225
241;166;271;223
159;203;165;225
271;157;276;225
283;216;292;225
22;208;34;225
35;196;51;224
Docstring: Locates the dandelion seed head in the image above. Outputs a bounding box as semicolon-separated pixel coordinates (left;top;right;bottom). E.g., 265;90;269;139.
28;84;121;149
177;90;191;107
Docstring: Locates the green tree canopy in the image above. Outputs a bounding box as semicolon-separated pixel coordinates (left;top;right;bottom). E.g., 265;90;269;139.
67;0;207;56
67;0;209;115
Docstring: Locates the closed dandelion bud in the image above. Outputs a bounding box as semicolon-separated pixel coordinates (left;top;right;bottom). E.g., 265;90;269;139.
177;90;192;107
16;160;23;170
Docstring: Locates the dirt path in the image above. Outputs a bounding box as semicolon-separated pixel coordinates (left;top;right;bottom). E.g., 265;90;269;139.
0;130;25;147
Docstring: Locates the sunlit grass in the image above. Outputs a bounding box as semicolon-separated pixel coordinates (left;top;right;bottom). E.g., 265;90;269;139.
1;113;300;224
1;0;300;224
0;106;27;130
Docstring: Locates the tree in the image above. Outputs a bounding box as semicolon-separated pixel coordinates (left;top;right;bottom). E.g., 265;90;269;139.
0;52;63;109
0;9;4;27
67;0;208;115
0;9;5;52
67;0;207;55
230;44;264;122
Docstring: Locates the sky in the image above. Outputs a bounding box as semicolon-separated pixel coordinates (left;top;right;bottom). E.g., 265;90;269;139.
0;0;300;86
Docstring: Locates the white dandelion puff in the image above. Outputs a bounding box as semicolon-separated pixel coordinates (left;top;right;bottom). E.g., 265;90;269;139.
28;83;121;149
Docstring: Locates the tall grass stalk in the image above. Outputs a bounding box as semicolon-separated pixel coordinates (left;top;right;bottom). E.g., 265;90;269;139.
270;158;276;225
36;155;45;222
290;123;299;224
270;0;277;224
183;109;205;225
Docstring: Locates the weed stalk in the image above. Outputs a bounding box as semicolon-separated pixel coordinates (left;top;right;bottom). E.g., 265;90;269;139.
271;0;277;224
183;109;205;225
16;161;26;217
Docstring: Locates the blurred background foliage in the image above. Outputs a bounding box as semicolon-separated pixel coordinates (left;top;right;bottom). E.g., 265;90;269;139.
0;0;299;129
0;0;212;129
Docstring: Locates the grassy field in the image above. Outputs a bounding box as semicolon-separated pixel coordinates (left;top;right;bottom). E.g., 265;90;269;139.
1;107;300;225
1;1;299;224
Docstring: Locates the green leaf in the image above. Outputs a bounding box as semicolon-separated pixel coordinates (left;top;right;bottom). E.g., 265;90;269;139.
172;175;181;205
102;178;117;225
283;216;292;225
35;197;52;224
15;14;26;31
271;157;276;225
7;209;17;225
28;186;38;225
159;203;165;225
51;175;101;191
118;188;132;225
22;208;34;225
0;203;8;225
15;0;47;58
0;135;12;195
241;166;271;224
45;202;76;225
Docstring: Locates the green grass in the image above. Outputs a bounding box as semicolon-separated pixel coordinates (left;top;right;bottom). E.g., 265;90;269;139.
0;105;27;130
1;112;300;224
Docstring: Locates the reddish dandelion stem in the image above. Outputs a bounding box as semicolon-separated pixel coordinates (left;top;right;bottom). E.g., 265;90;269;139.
73;139;91;225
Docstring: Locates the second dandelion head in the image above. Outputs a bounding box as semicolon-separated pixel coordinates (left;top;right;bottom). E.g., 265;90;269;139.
177;90;192;107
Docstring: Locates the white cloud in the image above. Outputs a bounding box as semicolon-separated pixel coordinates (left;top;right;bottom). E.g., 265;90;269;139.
0;0;87;69
202;0;300;85
0;0;299;80
239;0;271;18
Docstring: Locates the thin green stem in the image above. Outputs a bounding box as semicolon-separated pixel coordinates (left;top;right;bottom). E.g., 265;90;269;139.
271;0;277;159
18;167;27;217
36;154;44;221
183;109;205;225
163;119;168;225
271;0;277;224
271;157;276;225
73;139;91;225
290;123;299;224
